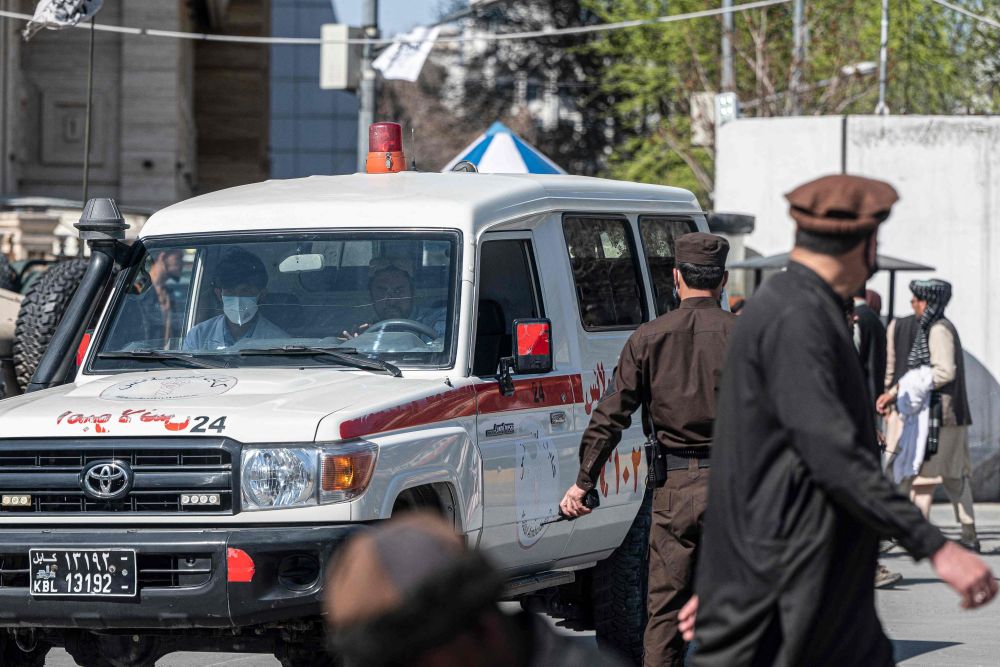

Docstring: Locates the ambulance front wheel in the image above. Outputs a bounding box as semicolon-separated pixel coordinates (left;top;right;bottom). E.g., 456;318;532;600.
591;488;651;665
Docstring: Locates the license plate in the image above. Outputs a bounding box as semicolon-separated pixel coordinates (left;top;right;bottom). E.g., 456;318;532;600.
29;548;137;597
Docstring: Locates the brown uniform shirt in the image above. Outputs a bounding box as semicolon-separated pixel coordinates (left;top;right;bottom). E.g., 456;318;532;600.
577;297;736;490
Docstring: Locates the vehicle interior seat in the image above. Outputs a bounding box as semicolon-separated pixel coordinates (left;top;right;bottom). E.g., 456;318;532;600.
473;299;505;376
259;292;306;336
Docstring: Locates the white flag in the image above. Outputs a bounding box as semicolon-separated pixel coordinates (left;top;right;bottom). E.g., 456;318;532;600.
372;25;440;83
22;0;103;41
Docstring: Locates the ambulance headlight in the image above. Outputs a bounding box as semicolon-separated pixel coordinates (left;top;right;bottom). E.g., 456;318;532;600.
240;442;377;510
241;448;316;510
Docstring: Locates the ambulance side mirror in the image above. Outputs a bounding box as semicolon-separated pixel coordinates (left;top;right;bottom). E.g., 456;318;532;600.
497;319;553;397
512;319;553;373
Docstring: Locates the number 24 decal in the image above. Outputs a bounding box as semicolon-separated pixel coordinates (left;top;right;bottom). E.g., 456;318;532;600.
191;416;227;433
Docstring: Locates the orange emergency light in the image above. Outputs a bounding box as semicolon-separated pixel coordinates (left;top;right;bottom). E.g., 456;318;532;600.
365;122;406;174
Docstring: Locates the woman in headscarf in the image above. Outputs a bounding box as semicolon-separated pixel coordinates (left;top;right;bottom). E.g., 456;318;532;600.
877;278;978;551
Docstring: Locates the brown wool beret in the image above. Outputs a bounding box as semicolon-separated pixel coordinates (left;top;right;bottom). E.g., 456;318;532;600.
675;232;730;267
785;174;899;235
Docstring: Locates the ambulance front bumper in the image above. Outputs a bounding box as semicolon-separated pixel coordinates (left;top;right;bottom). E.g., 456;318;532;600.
0;524;361;629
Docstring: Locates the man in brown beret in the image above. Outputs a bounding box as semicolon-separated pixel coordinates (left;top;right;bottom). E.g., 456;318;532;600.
324;513;623;667
684;175;996;666
560;231;736;665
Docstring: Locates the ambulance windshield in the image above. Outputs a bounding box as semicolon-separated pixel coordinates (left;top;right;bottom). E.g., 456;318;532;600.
91;231;460;371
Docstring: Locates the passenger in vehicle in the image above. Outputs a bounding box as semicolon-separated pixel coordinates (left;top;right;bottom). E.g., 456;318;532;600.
340;262;446;340
183;248;287;351
105;248;185;350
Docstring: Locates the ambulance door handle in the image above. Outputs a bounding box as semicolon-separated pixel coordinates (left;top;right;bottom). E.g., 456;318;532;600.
549;411;567;426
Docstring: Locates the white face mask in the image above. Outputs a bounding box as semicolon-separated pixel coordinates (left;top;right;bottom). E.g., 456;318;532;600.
222;296;258;326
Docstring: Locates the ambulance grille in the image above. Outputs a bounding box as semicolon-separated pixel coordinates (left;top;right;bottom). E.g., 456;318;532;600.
0;441;236;515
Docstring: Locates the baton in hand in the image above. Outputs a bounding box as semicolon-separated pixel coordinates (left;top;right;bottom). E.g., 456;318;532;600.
541;488;601;526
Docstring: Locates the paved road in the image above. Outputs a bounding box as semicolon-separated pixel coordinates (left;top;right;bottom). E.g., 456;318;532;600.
45;503;1000;666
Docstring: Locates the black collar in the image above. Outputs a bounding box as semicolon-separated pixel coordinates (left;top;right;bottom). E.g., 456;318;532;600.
679;296;720;309
787;261;851;312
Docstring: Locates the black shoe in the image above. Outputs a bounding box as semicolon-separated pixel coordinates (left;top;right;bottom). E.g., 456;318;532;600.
958;537;981;553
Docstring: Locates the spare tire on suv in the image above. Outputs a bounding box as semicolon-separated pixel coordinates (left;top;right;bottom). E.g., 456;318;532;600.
0;253;19;293
13;258;89;391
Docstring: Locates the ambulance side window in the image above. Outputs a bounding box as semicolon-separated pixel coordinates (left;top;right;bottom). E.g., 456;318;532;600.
639;216;697;316
473;239;543;377
562;214;646;330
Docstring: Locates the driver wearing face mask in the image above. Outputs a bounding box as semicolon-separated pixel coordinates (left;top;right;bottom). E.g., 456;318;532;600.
183;248;287;351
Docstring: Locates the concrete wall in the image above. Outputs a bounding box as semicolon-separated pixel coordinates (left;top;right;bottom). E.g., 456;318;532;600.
119;0;195;208
715;115;1000;501
195;0;271;193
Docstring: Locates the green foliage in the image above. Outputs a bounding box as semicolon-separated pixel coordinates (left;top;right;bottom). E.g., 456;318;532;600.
583;0;1000;205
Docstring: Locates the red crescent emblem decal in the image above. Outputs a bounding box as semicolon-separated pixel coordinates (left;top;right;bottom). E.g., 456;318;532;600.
164;418;190;432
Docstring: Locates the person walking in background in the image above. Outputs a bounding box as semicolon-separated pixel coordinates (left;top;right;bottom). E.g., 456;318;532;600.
853;286;887;407
865;288;883;319
684;175;995;667
877;279;979;551
324;514;624;667
560;232;735;666
850;288;900;587
880;310;917;472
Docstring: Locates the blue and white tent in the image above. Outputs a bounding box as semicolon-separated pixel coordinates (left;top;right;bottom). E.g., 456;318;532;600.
442;121;567;174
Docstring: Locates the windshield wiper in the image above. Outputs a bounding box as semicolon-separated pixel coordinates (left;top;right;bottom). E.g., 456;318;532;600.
237;346;403;377
97;349;228;369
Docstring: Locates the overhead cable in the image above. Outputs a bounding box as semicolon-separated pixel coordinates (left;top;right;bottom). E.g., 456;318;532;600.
0;0;793;47
929;0;1000;30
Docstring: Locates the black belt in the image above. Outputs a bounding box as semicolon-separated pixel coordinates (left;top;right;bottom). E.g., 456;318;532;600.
664;448;710;471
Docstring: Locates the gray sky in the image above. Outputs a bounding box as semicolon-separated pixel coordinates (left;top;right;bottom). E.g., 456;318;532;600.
331;1;447;37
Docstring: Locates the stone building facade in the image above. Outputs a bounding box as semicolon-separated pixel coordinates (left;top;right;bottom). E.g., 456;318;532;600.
0;0;357;259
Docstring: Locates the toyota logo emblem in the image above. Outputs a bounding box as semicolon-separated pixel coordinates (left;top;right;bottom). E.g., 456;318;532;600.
80;460;134;501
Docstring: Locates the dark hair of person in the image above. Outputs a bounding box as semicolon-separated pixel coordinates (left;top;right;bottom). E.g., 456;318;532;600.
678;262;725;290
368;265;412;288
327;552;504;667
214;248;267;291
794;229;869;256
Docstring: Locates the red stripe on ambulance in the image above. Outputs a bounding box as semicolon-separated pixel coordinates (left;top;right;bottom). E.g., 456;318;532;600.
339;375;583;439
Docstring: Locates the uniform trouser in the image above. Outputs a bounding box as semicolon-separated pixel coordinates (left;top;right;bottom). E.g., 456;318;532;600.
643;463;708;667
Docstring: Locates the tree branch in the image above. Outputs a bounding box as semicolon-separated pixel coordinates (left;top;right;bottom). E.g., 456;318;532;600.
658;127;714;199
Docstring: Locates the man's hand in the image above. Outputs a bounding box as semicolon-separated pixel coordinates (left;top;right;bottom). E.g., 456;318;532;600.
875;392;894;416
559;484;592;519
338;323;370;341
679;595;698;641
931;541;998;609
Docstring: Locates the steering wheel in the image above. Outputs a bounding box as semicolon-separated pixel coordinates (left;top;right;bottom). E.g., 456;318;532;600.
364;318;438;340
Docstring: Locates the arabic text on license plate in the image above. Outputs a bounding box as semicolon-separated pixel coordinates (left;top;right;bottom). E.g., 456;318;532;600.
28;549;137;597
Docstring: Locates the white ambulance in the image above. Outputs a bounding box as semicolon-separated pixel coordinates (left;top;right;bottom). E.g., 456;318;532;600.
0;126;708;666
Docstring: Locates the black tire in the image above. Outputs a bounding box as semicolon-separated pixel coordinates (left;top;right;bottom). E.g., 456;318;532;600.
592;488;652;665
63;632;161;667
0;636;50;667
12;258;88;390
391;486;440;516
0;254;18;292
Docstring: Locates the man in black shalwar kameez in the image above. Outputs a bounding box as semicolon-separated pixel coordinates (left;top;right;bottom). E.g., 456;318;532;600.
685;175;996;667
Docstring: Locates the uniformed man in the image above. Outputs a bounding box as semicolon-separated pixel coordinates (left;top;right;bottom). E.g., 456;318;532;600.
559;232;736;666
324;514;624;667
684;175;996;666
